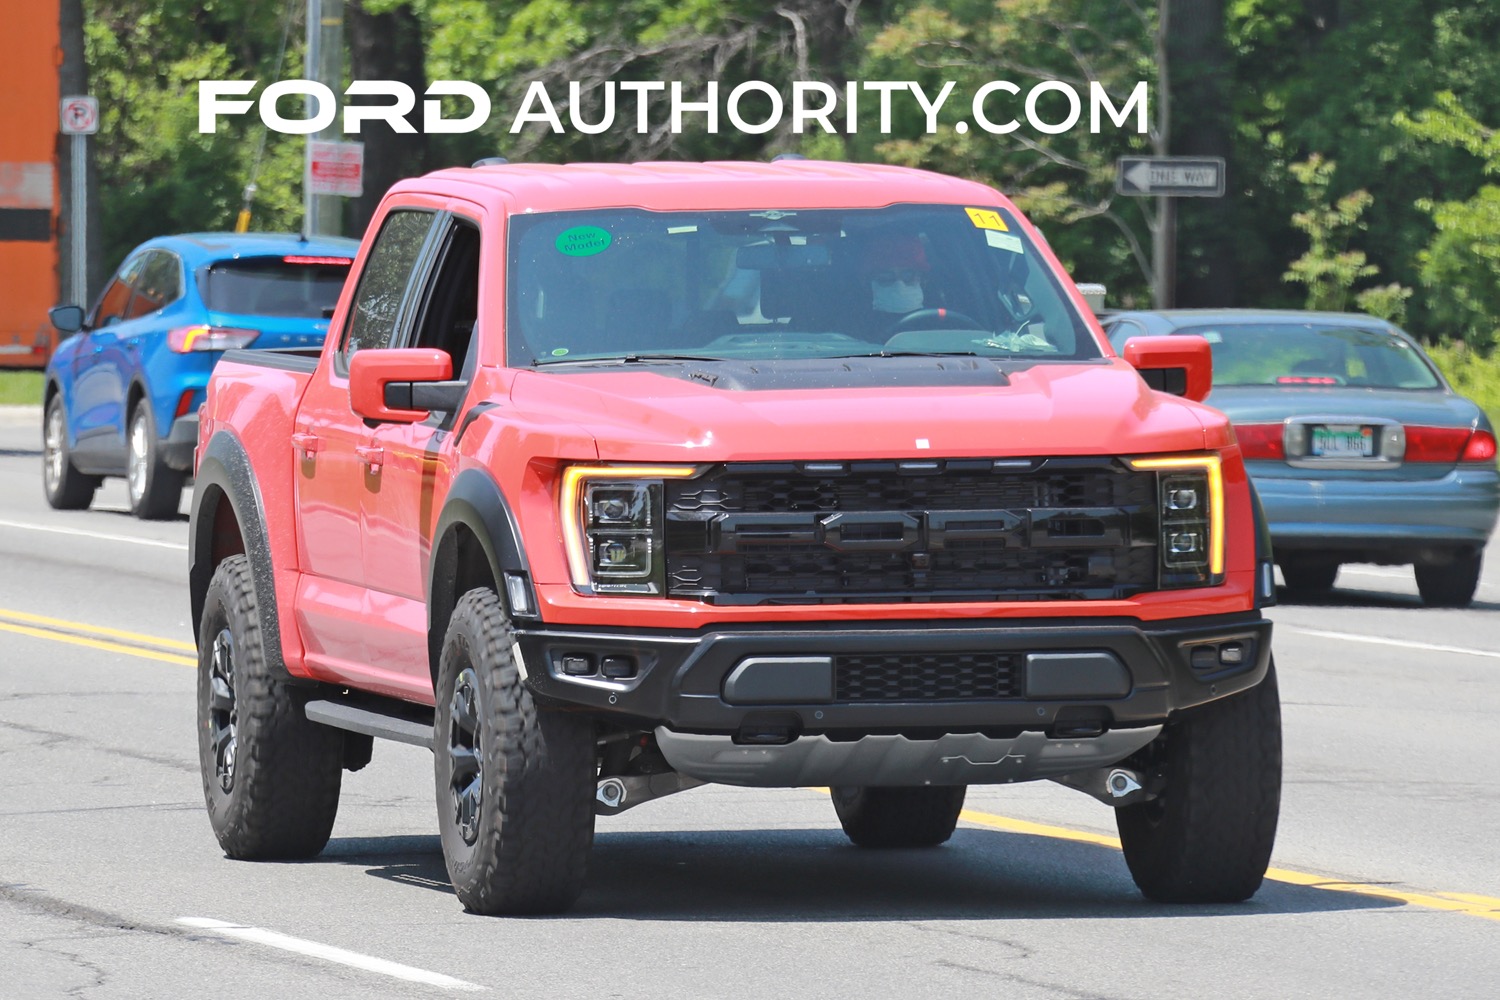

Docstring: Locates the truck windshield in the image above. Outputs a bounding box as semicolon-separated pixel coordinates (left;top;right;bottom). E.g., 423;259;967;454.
199;257;353;318
507;204;1099;366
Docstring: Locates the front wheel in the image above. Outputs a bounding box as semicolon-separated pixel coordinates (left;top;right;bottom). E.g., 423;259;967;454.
434;589;596;915
42;394;98;510
127;401;184;519
1116;660;1282;903
831;785;967;848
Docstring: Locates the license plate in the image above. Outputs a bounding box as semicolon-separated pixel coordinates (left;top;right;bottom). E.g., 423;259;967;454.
1310;424;1374;458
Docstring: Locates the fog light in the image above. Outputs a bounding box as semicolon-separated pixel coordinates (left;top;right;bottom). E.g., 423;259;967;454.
562;654;594;676
1220;642;1245;665
1190;646;1219;670
601;655;637;679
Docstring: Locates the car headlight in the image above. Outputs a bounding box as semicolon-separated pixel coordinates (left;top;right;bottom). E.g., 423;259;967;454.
1127;454;1224;586
560;465;700;595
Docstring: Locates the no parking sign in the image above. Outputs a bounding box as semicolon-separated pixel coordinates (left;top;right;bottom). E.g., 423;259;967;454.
60;96;100;135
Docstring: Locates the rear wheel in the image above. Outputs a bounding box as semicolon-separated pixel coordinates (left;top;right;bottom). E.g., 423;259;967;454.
1415;549;1482;608
1116;660;1282;903
41;394;98;510
1279;555;1339;596
197;555;344;858
127;401;184;520
435;589;596;915
831;785;967;848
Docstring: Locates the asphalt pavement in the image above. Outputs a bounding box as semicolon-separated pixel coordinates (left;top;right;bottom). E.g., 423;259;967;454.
1;403;1497;999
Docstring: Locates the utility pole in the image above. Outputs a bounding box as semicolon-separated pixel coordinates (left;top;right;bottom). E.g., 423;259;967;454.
1153;3;1175;310
303;0;345;237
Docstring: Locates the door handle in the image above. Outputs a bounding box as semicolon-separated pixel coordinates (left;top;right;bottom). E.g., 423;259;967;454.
356;445;385;472
291;432;320;460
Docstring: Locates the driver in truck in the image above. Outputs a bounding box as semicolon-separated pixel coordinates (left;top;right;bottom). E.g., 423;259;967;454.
864;235;931;317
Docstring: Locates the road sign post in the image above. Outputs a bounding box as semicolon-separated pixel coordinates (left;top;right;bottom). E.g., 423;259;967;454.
1117;156;1226;309
60;95;99;307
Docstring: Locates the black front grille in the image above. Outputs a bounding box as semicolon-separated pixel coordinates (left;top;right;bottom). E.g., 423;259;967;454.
664;459;1159;604
835;653;1022;701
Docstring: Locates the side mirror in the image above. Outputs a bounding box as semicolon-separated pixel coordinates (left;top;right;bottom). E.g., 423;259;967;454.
1123;335;1213;403
349;348;463;423
49;305;85;334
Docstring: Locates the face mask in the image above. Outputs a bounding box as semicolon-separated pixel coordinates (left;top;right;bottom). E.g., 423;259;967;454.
872;278;923;314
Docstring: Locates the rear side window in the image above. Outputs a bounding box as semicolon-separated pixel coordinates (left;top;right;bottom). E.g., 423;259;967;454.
200;256;353;318
125;251;183;319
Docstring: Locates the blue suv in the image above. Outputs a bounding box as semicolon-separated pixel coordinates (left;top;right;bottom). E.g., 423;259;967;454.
43;232;358;518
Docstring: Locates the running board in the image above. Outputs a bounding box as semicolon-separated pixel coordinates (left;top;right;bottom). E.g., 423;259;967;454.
305;695;435;750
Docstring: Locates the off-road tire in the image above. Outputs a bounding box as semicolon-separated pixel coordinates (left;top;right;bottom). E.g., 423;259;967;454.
1415;550;1482;608
831;785;968;848
435;589;596;915
1116;660;1282;903
127;400;185;520
42;394;98;510
1279;555;1338;597
197;555;343;858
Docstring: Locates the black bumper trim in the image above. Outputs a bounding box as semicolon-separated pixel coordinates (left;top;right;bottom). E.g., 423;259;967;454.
516;612;1272;735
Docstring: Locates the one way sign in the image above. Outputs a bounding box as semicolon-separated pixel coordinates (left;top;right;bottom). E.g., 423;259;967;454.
1116;157;1225;197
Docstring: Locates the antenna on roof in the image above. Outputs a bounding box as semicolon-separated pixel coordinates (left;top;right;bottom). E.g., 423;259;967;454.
472;157;509;167
772;153;808;162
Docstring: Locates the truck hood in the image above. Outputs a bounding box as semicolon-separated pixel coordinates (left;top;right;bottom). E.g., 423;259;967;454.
509;358;1220;461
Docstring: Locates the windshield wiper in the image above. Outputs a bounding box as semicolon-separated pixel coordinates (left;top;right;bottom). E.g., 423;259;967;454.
533;353;725;366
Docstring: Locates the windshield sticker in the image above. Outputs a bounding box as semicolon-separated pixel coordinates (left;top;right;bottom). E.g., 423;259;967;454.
551;347;570;357
965;207;1008;231
986;230;1023;253
556;226;612;257
1200;330;1222;343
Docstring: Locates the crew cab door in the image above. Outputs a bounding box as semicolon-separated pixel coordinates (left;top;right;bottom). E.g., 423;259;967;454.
70;253;146;469
291;207;439;693
363;210;486;682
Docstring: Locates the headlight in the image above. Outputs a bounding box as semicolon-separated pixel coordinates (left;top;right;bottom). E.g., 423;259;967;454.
560;465;699;595
1127;454;1224;586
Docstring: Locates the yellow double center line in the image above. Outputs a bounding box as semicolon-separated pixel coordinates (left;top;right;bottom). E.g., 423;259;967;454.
0;607;196;667
2;604;1497;923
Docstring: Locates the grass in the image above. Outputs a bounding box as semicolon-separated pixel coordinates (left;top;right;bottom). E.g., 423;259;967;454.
1426;342;1500;430
0;371;43;406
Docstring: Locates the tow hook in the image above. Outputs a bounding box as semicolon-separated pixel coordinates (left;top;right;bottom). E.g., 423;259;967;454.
1051;765;1151;808
595;771;706;816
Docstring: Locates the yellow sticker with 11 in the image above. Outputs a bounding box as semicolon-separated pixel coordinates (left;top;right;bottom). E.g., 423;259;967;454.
964;208;1008;231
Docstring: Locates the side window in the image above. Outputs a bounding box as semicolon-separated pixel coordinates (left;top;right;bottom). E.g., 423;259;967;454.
124;251;184;320
92;255;147;327
341;210;435;368
408;218;482;382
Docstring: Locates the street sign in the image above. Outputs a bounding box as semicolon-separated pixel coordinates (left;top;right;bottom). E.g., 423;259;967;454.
1116;156;1225;197
308;140;364;197
59;96;99;135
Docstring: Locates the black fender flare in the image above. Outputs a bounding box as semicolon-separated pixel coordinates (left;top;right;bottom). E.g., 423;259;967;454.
427;467;535;676
1248;479;1276;607
189;429;297;681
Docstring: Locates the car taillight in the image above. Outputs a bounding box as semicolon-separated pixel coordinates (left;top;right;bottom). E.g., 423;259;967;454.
1404;426;1475;463
1235;423;1285;460
168;325;259;353
1462;429;1497;463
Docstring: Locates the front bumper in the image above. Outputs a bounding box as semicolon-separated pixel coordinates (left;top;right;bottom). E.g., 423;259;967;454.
518;611;1270;738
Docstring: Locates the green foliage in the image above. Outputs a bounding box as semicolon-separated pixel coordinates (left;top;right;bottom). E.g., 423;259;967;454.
1426;341;1500;430
0;372;44;406
1399;92;1500;350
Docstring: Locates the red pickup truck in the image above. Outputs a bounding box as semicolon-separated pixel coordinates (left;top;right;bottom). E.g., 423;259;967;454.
189;160;1281;915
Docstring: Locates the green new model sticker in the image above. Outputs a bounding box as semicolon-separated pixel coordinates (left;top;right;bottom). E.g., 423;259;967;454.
556;226;612;257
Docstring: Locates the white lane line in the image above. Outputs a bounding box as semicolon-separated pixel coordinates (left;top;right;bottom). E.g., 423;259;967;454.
1282;625;1500;660
0;517;187;551
176;918;484;992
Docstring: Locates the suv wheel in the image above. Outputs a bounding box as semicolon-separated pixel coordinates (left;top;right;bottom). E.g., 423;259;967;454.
1116;660;1282;903
197;554;344;858
435;589;596;915
127;401;185;519
1415;549;1482;608
42;394;99;510
831;785;967;848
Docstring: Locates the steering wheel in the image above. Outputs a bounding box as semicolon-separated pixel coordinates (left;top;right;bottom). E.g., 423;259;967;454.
886;307;984;333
